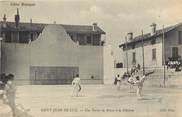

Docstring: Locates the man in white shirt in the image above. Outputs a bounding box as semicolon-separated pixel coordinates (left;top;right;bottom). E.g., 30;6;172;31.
116;74;121;90
128;71;154;97
127;73;136;90
4;74;16;117
134;75;146;97
72;74;81;97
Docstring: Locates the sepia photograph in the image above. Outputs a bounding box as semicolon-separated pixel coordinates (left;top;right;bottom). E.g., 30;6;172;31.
0;0;182;117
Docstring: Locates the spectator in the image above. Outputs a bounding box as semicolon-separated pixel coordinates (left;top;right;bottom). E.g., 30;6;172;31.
4;74;16;116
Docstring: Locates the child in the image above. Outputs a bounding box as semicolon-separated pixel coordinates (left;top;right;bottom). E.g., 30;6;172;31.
72;74;81;97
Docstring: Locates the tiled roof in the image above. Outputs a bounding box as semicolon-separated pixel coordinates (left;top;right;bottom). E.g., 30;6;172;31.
119;23;182;47
0;22;105;34
0;22;45;31
62;24;105;34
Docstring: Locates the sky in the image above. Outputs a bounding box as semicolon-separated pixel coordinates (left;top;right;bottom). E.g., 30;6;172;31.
0;0;182;62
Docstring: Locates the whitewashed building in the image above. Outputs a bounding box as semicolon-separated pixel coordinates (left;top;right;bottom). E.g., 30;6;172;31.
119;23;182;68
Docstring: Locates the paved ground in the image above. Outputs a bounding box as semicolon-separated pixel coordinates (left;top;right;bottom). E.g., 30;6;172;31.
15;83;182;117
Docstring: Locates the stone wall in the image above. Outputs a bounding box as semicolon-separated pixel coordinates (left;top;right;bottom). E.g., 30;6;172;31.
122;24;182;69
1;25;104;85
122;37;163;68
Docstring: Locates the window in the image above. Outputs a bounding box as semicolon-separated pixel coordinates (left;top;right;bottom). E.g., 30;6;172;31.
151;39;156;45
30;33;34;41
36;32;41;37
132;52;136;64
5;32;11;42
12;32;19;42
131;43;135;49
70;35;73;40
172;47;178;58
77;34;85;45
178;31;182;44
93;34;100;46
19;31;29;43
86;36;92;44
152;48;156;60
116;63;123;68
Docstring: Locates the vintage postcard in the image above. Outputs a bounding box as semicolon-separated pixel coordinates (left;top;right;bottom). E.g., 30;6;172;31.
0;0;182;117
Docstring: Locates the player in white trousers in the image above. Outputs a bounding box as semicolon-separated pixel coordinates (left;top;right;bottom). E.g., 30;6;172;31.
72;74;81;97
128;71;154;97
115;74;121;90
134;75;146;97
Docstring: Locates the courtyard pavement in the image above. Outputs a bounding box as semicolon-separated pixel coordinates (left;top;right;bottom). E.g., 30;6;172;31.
15;84;182;117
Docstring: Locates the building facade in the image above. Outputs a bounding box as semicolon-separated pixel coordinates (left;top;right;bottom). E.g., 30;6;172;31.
0;9;106;85
119;23;182;69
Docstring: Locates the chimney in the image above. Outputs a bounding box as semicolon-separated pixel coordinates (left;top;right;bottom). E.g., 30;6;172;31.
15;8;20;28
92;22;97;31
150;23;157;35
127;32;133;40
2;14;7;28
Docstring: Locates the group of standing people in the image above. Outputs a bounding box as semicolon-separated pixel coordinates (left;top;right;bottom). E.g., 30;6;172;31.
167;60;181;71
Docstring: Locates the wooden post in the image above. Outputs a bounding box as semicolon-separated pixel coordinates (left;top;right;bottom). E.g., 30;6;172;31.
142;30;145;75
162;25;166;87
0;37;2;74
125;36;129;73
